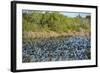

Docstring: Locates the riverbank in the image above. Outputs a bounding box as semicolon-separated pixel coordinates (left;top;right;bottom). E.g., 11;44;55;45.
23;31;90;39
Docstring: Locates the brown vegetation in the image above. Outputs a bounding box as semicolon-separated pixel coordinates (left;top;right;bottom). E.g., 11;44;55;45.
23;31;90;39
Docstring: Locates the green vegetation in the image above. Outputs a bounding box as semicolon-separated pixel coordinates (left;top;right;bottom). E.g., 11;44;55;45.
22;11;91;62
22;10;91;38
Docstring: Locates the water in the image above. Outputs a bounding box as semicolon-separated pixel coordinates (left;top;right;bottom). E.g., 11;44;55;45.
22;36;91;63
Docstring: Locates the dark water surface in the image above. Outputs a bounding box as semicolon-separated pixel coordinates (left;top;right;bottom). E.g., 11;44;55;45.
22;36;91;63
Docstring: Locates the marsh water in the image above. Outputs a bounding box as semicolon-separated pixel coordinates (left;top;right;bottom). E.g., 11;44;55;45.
22;36;91;63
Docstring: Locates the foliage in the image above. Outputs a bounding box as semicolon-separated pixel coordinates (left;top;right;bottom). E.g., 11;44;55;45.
22;11;91;33
22;36;91;62
22;11;91;62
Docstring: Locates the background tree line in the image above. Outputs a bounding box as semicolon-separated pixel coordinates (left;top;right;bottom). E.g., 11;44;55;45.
22;11;91;33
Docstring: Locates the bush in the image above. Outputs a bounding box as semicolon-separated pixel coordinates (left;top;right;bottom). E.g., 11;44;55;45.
22;11;91;33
